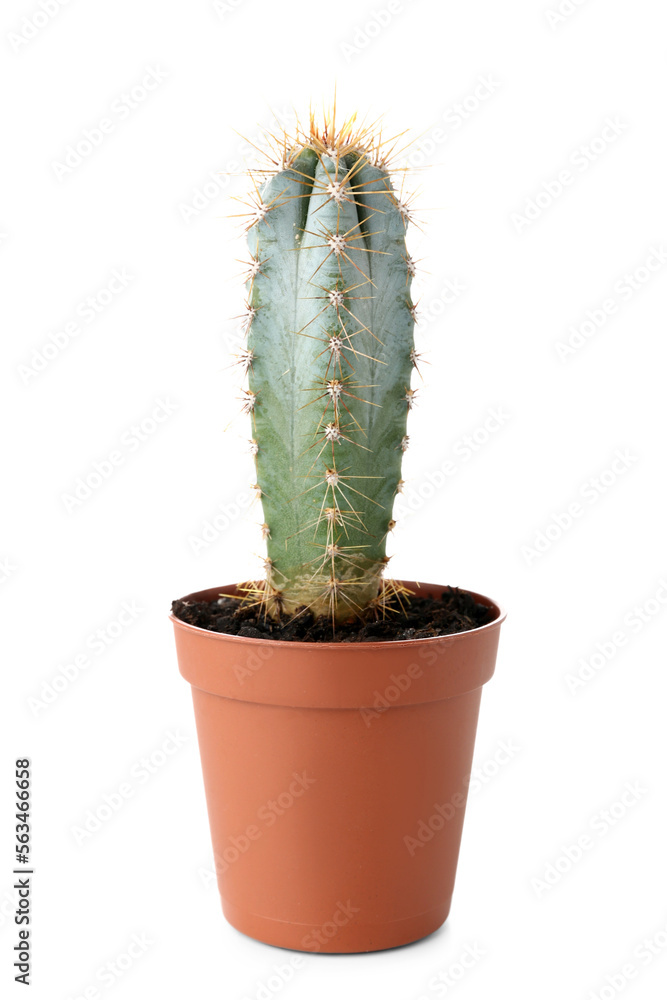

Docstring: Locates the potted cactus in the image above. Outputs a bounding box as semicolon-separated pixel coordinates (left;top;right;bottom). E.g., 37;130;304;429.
171;110;505;953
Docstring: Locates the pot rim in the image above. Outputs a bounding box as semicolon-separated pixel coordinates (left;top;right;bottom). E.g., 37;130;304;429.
170;580;506;649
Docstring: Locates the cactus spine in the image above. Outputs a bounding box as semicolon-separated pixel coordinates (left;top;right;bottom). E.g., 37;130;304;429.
238;113;417;621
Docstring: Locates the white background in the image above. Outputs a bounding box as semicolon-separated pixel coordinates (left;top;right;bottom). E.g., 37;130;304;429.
2;0;666;997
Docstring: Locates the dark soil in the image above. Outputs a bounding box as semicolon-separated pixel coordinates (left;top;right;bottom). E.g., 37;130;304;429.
171;587;494;643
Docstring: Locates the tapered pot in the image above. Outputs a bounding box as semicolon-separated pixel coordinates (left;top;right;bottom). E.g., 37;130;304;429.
171;581;505;953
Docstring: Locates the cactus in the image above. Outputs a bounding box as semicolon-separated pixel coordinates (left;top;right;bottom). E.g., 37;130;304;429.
235;112;418;622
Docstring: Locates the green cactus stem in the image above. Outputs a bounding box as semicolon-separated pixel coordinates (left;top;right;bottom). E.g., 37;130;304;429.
237;113;418;621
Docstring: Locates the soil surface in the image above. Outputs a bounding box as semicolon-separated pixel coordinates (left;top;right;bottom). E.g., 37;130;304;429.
171;587;494;643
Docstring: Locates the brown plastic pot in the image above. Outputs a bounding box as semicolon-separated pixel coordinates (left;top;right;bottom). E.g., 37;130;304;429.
171;581;504;953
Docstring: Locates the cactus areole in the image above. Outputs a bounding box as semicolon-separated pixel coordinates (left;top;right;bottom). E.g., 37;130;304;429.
238;113;418;622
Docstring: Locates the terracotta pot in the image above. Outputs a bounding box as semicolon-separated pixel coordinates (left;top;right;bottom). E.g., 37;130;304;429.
171;581;505;953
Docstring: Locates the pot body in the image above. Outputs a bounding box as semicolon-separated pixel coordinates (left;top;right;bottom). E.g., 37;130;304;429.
172;581;504;953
